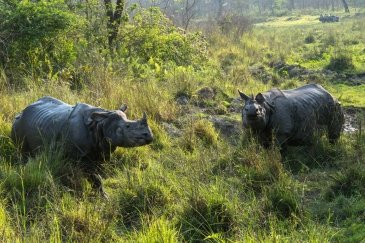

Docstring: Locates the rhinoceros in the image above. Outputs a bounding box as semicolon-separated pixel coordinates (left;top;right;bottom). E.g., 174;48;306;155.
238;84;344;151
11;96;153;196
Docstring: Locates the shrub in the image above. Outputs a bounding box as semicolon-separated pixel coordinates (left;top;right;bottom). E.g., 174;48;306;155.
304;34;315;44
0;0;83;83
118;7;208;78
326;52;355;71
218;14;252;39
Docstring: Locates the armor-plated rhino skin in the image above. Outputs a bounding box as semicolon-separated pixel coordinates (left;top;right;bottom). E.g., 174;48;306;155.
238;84;344;151
11;96;153;196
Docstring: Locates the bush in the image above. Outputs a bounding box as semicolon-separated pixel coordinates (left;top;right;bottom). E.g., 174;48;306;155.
326;52;355;71
118;7;208;79
218;14;252;39
304;34;315;44
0;0;83;82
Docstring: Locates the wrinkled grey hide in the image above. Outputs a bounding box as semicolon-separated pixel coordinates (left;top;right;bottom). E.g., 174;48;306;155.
11;96;153;196
238;84;344;151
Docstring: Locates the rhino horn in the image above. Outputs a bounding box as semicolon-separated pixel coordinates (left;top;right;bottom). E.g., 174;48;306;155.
141;112;147;124
238;89;251;101
119;104;128;112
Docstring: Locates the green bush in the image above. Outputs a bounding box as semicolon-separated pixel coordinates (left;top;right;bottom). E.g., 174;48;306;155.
304;34;315;44
326;52;355;71
0;0;83;82
117;7;208;78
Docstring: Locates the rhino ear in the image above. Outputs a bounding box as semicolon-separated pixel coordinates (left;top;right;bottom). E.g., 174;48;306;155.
119;104;128;112
255;93;265;103
238;89;251;101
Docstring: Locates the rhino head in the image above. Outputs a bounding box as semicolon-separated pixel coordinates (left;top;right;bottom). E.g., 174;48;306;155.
87;105;153;148
238;90;270;131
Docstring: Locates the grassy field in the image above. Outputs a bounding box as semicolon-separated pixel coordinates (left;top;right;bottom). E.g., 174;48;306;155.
0;9;365;242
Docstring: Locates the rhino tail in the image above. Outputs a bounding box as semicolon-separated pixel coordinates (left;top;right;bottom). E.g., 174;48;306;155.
328;101;344;144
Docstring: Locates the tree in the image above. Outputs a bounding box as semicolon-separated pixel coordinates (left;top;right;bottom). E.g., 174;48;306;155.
181;0;199;32
288;0;294;10
104;0;125;48
341;0;350;12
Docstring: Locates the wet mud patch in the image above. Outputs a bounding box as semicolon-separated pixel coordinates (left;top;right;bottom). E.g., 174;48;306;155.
343;106;365;133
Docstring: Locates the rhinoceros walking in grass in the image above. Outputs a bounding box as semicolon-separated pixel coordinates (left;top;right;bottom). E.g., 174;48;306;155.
238;84;344;152
11;96;153;196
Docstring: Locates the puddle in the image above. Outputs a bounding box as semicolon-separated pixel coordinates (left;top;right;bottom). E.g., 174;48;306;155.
343;107;365;133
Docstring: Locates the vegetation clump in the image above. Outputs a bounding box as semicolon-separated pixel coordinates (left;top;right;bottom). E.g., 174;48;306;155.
264;184;301;219
118;184;168;229
326;167;365;199
326;52;355;71
193;119;219;146
179;197;235;242
304;34;315;44
0;1;365;241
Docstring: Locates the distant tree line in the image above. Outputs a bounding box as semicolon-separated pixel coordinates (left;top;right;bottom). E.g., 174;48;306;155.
129;0;364;30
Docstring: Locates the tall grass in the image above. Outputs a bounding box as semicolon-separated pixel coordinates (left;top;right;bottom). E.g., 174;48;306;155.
0;12;364;242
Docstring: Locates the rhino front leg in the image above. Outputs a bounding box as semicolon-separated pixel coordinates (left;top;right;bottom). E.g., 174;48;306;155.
88;173;109;200
275;133;289;156
328;103;344;144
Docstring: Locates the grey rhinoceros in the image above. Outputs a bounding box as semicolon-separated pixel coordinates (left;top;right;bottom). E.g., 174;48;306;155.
238;84;344;152
11;96;153;196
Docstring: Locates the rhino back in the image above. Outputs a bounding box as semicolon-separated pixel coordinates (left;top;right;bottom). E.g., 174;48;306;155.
15;97;74;151
282;84;334;123
264;84;337;144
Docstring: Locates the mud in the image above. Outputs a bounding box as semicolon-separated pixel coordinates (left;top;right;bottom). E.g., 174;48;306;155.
343;107;365;133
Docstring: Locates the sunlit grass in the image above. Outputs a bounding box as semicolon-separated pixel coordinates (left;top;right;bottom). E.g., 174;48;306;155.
328;84;365;107
0;10;364;242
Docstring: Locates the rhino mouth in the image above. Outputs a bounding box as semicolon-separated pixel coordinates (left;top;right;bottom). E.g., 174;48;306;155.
246;115;260;120
134;137;153;145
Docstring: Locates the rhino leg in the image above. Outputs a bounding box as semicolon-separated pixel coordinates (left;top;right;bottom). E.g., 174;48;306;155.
275;133;290;155
258;130;273;148
328;103;344;144
80;158;108;199
88;173;109;200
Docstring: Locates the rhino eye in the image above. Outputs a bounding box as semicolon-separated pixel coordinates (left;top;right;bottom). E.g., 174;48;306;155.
116;127;123;135
125;124;130;129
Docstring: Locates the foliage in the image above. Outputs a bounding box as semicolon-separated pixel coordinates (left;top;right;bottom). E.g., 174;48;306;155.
0;0;83;82
326;51;355;71
0;6;364;243
304;34;315;44
179;196;235;242
118;7;208;79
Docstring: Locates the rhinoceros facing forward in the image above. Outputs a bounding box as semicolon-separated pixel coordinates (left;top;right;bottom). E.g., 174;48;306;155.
11;96;153;196
238;84;344;151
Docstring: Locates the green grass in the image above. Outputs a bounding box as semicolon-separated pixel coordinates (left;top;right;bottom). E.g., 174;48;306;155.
0;10;365;242
328;84;365;107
